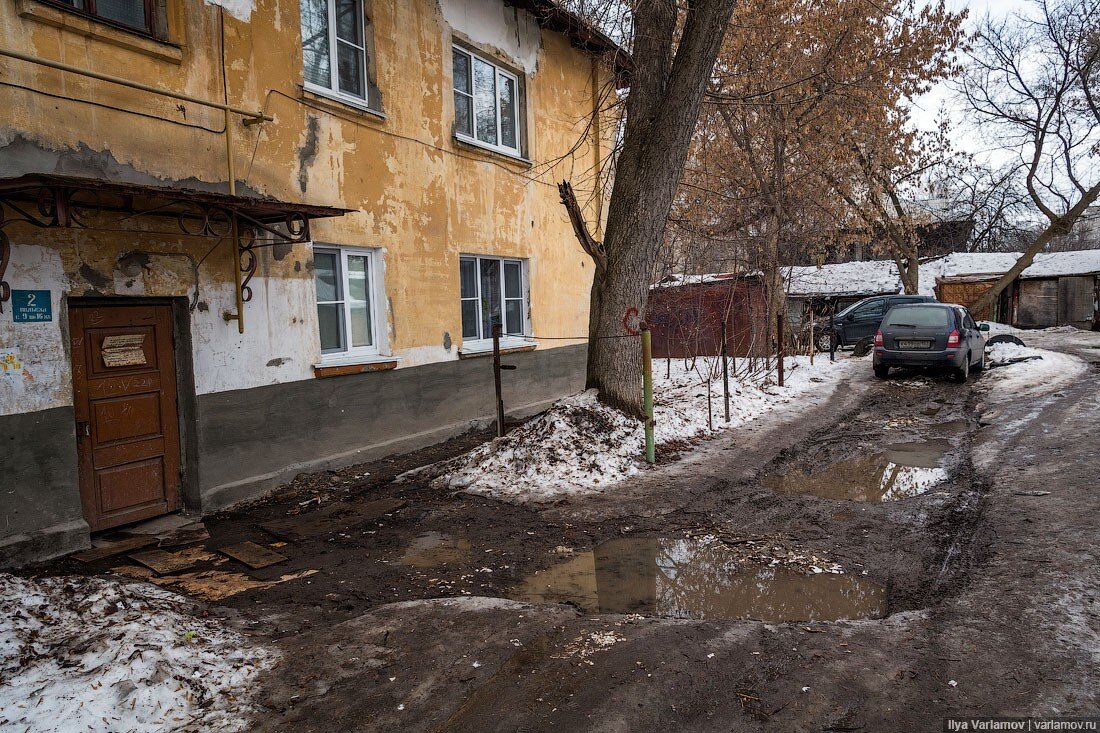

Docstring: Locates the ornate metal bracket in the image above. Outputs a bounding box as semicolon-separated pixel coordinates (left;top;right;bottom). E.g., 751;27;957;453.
0;178;324;332
238;226;257;303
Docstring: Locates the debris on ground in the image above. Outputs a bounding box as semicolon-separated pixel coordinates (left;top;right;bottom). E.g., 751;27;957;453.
217;541;288;569
408;356;858;500
0;573;275;732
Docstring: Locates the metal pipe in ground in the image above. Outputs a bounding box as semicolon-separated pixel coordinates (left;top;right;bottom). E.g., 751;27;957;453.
721;318;730;422
777;312;785;387
492;323;505;437
642;325;655;464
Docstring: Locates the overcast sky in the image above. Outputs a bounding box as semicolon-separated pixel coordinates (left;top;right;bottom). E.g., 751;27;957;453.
909;0;1035;161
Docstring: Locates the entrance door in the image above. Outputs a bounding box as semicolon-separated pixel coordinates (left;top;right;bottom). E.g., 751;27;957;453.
70;304;181;531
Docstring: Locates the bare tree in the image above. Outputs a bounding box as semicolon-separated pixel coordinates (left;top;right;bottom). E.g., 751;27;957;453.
561;0;738;418
965;0;1100;314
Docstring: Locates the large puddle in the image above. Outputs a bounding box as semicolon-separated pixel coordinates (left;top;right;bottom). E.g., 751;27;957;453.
764;439;950;502
510;537;886;622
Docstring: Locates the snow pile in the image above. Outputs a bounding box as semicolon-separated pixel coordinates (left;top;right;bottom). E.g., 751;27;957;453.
0;573;275;733
983;342;1087;396
412;355;858;500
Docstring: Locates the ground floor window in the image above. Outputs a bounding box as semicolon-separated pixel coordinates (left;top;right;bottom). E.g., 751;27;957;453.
314;246;380;357
460;255;527;341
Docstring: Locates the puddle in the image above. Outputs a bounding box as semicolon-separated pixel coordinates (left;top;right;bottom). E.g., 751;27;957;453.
399;532;472;568
509;537;886;622
764;439;950;501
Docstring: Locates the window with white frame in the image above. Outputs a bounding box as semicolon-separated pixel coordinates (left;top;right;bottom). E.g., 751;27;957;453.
314;246;380;357
300;0;378;109
452;45;523;157
460;255;527;341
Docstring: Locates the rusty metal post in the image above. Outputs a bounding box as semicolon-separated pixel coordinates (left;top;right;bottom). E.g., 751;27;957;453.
830;301;837;362
642;324;655;464
492;323;505;437
721;317;730;423
777;312;785;387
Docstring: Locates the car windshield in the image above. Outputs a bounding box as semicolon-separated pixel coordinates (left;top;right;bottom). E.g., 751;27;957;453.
883;307;952;328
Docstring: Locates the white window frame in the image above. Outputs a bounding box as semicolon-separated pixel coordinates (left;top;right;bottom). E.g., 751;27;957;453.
302;0;377;112
451;45;524;158
460;255;529;345
314;245;383;362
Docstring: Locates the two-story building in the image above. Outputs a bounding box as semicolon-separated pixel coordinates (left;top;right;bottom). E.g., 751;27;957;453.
0;0;625;565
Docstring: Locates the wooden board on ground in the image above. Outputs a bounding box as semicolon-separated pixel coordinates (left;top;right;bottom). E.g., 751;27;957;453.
218;541;288;569
157;523;210;548
72;534;158;562
259;498;406;542
128;548;199;575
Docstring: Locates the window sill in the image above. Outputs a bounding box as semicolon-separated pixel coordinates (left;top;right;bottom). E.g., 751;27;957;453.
301;85;385;121
16;0;182;64
453;136;532;169
312;355;400;378
458;338;537;359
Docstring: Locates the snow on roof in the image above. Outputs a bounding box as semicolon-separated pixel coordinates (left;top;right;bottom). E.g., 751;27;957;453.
785;260;901;298
655;249;1100;298
1022;249;1100;278
652;271;760;288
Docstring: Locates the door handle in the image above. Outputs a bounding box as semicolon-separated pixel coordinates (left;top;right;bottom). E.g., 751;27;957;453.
76;421;90;438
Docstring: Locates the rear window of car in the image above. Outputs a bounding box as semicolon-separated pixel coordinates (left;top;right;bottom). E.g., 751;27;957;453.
882;307;952;328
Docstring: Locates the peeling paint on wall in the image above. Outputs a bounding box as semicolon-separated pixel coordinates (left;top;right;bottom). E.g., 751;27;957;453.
438;0;542;74
298;116;321;194
0;245;71;416
204;0;255;23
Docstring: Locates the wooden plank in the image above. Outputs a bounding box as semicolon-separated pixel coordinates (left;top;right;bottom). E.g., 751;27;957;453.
259;498;406;542
218;541;288;569
128;548;198;575
157;523;210;548
72;534;158;562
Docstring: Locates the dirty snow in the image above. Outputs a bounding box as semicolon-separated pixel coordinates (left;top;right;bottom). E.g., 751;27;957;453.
411;355;859;500
0;573;275;733
982;342;1087;397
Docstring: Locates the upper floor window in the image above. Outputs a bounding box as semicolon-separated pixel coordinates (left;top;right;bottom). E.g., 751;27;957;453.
460;255;528;342
300;0;379;110
452;46;523;157
314;246;381;358
49;0;163;36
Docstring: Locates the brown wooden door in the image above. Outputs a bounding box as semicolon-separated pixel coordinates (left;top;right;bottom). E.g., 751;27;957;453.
70;304;181;531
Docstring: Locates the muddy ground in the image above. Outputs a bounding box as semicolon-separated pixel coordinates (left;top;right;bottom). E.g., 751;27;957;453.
34;330;1100;731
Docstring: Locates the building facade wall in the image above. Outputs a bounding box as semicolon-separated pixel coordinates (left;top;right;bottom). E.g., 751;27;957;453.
0;0;613;565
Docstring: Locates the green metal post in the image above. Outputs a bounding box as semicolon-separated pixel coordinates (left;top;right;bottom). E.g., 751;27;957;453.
642;325;655;464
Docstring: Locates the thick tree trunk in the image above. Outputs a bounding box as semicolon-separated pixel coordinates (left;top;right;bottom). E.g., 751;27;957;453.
900;246;919;294
583;0;737;418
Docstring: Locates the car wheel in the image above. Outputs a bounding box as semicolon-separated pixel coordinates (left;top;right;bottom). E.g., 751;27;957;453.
874;364;890;380
953;354;970;383
815;332;834;353
972;350;986;373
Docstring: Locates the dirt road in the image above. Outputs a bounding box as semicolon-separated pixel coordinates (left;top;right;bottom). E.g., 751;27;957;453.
42;330;1100;731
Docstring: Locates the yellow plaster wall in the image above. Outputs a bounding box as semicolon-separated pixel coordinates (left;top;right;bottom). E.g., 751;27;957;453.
0;0;613;370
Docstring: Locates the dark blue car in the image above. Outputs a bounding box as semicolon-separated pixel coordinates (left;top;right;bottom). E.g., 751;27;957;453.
815;294;936;351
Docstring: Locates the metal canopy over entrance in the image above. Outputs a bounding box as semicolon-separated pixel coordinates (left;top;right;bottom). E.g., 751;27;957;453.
0;173;352;330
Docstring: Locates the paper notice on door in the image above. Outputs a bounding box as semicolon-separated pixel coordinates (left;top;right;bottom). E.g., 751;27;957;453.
101;334;147;367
